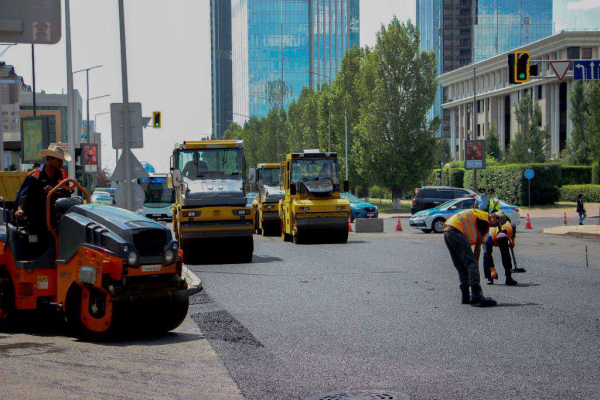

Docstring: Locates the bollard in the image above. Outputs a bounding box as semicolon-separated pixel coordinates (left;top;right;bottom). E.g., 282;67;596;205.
525;214;532;229
395;216;403;232
563;212;567;227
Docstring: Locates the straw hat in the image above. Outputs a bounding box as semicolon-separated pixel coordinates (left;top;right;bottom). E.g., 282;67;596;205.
38;144;72;162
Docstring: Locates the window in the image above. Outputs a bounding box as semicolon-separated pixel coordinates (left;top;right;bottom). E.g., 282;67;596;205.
582;48;592;60
477;124;481;137
537;85;543;100
567;47;580;60
417;189;435;199
477;100;481;113
438;190;454;200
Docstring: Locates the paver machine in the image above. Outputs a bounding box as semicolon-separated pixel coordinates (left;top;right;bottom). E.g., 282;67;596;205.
0;179;188;340
280;150;350;244
250;163;284;236
171;140;254;263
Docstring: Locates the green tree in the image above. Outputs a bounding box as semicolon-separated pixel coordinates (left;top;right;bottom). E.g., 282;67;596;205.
507;95;549;163
354;18;439;208
585;81;600;162
434;137;451;166
564;81;590;164
486;124;502;161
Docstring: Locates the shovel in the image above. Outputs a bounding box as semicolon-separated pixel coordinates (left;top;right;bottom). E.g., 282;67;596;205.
511;246;526;273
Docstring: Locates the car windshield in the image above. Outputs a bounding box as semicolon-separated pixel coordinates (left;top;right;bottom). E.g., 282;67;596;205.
291;158;340;186
437;199;460;210
342;193;362;204
178;148;245;181
260;167;280;186
140;177;175;204
93;191;110;198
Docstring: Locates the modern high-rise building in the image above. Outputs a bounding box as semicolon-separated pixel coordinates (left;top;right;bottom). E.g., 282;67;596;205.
227;0;359;126
211;0;234;139
417;0;553;137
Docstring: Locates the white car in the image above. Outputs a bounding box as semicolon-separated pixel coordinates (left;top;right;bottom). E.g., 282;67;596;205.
91;191;113;206
137;204;173;221
409;197;521;234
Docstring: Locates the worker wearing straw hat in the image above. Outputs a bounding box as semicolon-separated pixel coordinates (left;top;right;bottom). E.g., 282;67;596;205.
14;145;72;233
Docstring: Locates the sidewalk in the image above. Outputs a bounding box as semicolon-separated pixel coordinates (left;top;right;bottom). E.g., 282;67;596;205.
525;203;600;219
544;224;600;239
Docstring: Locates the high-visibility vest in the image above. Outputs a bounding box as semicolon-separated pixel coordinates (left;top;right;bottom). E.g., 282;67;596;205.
28;165;68;181
445;209;489;246
487;222;515;247
490;197;500;213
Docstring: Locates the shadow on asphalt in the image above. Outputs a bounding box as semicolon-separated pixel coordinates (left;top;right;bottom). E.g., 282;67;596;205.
252;255;284;264
496;302;541;307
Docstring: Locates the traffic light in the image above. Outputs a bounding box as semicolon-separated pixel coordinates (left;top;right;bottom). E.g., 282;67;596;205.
509;51;530;84
153;111;161;128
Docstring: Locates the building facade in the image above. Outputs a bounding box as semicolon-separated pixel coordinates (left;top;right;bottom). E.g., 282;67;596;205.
211;0;234;139
438;31;600;161
417;0;553;137
230;0;359;125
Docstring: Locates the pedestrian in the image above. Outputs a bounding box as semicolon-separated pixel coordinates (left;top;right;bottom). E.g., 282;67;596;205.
444;209;500;307
474;188;490;212
483;212;518;286
489;188;500;213
577;194;587;225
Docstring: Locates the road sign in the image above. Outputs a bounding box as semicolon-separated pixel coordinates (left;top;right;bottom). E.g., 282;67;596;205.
550;61;572;81
110;103;144;149
464;140;487;170
524;169;535;180
574;60;600;81
115;182;145;210
0;0;62;44
111;150;149;182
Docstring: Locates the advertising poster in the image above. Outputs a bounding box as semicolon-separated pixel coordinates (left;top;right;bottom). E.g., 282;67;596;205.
464;140;486;170
83;143;98;173
21;117;50;163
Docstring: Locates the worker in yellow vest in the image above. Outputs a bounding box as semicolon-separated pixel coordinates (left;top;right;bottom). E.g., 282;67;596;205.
484;212;517;286
489;188;501;213
444;209;500;307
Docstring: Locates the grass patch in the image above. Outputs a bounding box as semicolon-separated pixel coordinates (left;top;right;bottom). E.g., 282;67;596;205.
366;198;412;214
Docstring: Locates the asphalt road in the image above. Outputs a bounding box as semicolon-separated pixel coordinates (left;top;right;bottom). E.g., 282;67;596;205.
188;218;600;399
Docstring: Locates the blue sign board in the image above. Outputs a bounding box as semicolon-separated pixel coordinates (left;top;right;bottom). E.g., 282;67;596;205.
524;169;535;180
573;60;600;81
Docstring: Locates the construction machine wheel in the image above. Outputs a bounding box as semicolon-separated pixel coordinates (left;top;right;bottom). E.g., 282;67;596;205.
281;214;292;242
65;284;115;341
0;272;15;322
236;237;254;263
292;220;303;245
182;241;202;265
143;288;189;333
335;229;349;244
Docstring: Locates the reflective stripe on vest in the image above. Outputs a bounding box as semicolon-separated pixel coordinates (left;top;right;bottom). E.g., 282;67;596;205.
447;210;484;246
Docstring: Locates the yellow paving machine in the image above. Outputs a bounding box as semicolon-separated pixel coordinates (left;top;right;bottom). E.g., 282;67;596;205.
279;150;350;244
250;163;284;236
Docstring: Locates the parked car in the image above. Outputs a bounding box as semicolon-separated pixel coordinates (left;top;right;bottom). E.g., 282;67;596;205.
409;197;521;234
341;193;378;222
94;187;116;204
411;186;477;214
91;190;113;206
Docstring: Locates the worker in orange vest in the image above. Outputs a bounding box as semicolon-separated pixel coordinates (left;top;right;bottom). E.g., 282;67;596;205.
444;209;500;307
483;212;517;286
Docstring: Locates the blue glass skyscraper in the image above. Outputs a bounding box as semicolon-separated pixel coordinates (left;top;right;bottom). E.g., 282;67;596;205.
230;0;359;124
417;0;553;137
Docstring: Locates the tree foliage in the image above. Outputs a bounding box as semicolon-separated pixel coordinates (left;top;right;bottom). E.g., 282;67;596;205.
506;95;550;164
223;19;438;205
585;81;600;162
486;124;502;161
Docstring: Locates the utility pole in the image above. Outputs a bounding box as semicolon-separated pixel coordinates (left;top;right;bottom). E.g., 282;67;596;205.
472;67;477;191
118;0;133;211
31;44;36;117
65;0;76;179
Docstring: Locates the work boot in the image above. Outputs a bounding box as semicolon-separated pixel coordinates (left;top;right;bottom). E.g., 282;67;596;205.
460;285;472;304
505;273;518;286
490;267;498;280
470;285;497;307
487;277;494;285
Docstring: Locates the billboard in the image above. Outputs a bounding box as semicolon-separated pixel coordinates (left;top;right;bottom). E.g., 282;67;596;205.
21;116;49;163
82;143;98;173
464;140;486;170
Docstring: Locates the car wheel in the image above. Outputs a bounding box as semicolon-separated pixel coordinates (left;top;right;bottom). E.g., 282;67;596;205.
421;229;432;233
432;218;446;234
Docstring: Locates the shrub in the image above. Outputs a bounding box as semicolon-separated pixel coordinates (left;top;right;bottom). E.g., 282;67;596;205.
464;163;561;206
561;165;592;185
593;162;599;185
560;185;600;203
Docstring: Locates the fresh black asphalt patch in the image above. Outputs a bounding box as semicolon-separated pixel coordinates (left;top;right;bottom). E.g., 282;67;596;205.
192;310;263;347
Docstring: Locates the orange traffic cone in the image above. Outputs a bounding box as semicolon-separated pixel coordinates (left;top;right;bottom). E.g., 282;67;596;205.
525;213;532;229
395;216;403;231
563;212;567;226
348;216;353;232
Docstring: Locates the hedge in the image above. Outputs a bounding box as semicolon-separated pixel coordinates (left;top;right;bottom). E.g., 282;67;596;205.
422;168;465;188
560;185;600;203
560;165;592;185
464;163;561;206
593;162;599;185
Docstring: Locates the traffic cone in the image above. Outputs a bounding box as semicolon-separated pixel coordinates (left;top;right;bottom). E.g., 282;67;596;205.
563;212;567;226
525;213;532;229
348;216;353;232
395;216;403;231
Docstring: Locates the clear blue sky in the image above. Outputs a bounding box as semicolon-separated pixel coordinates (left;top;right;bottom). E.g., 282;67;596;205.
1;0;597;172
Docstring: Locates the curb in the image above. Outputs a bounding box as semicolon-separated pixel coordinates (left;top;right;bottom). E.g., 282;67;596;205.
183;266;203;295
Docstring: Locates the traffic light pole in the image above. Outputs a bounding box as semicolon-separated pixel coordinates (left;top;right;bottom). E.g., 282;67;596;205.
118;0;133;211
